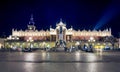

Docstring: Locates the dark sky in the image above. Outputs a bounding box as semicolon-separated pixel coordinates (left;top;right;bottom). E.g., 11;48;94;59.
0;0;120;37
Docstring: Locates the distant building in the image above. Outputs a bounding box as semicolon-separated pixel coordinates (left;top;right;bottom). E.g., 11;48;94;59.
0;38;5;48
7;15;112;42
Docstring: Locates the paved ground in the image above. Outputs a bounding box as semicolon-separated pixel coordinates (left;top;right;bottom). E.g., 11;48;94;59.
0;50;120;72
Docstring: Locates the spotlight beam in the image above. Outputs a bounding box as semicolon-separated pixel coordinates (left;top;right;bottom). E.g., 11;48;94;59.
94;1;120;30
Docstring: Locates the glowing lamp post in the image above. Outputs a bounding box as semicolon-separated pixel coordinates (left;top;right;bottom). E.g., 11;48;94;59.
88;37;95;46
88;37;95;42
27;37;34;48
75;41;80;50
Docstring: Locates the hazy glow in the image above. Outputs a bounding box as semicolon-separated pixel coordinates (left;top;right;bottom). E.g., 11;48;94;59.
75;52;81;60
86;54;97;61
24;63;34;72
24;53;35;61
41;52;47;60
88;63;97;72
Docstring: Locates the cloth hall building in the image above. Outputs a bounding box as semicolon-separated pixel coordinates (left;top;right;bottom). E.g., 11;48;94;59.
8;15;112;42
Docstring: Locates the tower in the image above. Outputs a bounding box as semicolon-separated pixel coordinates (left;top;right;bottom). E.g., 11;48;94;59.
27;14;36;31
56;19;66;41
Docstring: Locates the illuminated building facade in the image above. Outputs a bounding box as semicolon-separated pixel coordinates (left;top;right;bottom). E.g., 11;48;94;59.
8;15;112;42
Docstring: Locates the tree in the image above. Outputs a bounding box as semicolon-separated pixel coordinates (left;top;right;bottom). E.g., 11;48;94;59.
103;36;117;49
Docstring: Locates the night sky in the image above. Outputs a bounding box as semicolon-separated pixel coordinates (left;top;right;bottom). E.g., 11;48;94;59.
0;0;120;37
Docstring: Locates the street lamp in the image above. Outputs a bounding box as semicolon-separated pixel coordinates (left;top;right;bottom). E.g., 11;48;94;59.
27;37;34;48
88;37;95;49
75;41;80;50
88;37;95;42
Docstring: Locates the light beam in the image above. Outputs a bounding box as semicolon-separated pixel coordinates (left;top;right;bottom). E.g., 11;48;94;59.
94;1;120;30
